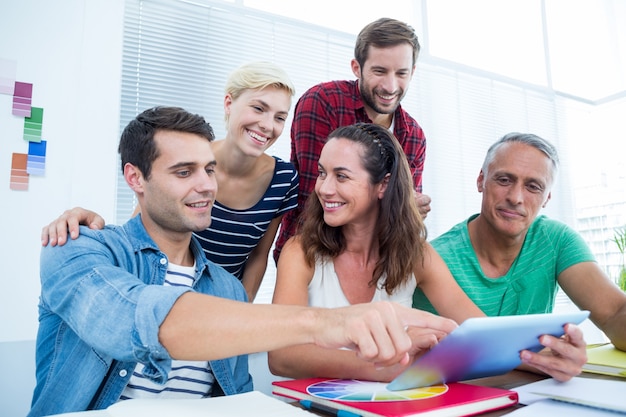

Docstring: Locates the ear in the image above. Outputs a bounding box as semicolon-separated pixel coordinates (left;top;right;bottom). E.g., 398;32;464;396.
378;174;391;199
124;163;145;195
542;191;552;208
350;58;361;79
477;170;485;192
224;93;233;117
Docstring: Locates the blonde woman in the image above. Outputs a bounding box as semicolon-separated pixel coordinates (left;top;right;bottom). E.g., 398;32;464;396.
41;62;298;302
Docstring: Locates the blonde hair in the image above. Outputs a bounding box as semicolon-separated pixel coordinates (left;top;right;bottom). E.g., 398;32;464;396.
224;62;295;123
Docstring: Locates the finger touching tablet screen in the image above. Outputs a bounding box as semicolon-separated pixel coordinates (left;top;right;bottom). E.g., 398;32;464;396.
387;311;590;391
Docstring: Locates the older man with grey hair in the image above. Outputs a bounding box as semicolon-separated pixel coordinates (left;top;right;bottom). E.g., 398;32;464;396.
414;132;626;377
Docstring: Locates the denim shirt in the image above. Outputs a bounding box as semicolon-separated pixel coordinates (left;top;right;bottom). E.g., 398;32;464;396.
29;215;252;417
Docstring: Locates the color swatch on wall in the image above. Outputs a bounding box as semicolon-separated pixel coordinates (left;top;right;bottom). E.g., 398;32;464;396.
10;153;29;191
0;58;17;95
27;140;47;176
23;107;43;142
12;81;33;117
3;56;47;191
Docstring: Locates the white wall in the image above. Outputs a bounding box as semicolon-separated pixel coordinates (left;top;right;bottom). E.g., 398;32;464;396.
0;0;125;343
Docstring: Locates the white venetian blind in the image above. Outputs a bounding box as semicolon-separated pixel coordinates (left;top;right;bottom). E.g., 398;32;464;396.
116;0;356;224
117;0;573;234
116;0;576;303
413;66;572;237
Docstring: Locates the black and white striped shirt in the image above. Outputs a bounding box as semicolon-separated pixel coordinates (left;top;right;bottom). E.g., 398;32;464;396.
120;263;215;400
193;157;298;279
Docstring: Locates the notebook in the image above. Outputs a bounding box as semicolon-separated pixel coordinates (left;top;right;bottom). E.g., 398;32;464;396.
273;377;518;417
583;343;626;378
387;311;590;391
515;376;626;414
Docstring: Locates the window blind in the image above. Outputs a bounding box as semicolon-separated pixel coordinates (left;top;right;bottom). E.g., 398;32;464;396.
117;0;577;302
116;0;356;224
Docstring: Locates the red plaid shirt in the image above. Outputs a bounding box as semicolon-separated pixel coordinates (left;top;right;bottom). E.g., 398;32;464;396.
274;79;427;261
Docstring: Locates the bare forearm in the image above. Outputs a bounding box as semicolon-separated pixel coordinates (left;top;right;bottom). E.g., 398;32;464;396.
603;306;626;351
241;217;280;302
240;258;267;302
160;292;319;360
560;262;626;351
268;345;406;382
160;294;457;366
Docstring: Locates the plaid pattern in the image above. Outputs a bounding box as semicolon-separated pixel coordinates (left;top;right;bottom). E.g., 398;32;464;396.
274;79;426;261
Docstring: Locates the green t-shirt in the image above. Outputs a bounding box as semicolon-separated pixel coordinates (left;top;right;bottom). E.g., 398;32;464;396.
413;214;596;316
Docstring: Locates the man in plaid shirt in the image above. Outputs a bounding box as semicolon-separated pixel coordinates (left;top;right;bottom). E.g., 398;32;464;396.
274;17;431;262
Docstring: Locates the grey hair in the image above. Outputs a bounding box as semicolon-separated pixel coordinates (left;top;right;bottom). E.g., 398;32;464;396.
482;132;559;178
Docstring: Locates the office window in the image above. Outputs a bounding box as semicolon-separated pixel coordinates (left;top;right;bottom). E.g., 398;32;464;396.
118;0;571;232
117;0;625;303
117;0;355;225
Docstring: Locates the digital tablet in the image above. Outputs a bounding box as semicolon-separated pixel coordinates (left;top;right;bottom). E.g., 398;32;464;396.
387;310;590;391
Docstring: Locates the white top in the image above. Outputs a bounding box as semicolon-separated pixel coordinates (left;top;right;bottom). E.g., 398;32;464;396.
308;258;416;308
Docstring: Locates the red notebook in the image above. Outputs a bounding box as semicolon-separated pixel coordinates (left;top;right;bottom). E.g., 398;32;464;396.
272;378;518;417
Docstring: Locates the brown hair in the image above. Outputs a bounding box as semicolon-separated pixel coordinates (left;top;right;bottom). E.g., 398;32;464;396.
118;106;214;179
299;123;426;294
354;17;420;68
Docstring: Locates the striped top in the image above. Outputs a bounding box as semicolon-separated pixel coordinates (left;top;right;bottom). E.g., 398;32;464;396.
193;157;298;279
120;263;215;400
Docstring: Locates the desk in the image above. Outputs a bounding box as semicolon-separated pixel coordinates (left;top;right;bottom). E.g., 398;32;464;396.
289;370;547;416
47;371;622;417
462;370;618;416
296;371;622;416
459;370;545;416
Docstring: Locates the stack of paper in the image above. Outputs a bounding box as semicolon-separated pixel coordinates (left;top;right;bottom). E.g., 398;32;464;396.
513;377;626;415
103;391;314;417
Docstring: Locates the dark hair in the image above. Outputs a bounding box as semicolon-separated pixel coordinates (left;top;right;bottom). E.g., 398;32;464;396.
299;122;426;294
354;17;420;68
118;106;215;179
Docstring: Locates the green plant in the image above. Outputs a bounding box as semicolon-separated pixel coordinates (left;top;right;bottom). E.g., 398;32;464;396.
612;227;626;291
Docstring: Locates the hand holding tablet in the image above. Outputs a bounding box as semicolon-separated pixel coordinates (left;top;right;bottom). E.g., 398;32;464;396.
387;311;590;391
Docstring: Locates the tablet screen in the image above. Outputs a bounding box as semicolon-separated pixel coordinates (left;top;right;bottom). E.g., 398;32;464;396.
387;311;590;391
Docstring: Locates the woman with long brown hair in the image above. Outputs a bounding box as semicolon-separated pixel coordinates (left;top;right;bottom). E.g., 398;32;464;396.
268;123;484;381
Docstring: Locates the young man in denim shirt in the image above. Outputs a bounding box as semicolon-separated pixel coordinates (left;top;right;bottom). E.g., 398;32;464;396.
30;106;456;416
